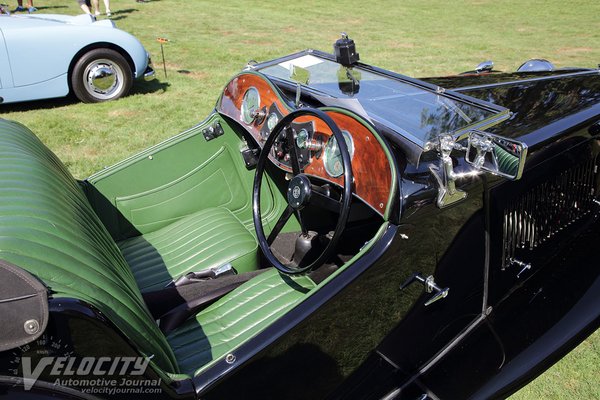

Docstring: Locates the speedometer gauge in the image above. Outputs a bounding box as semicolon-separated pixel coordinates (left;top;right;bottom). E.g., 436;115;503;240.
323;130;354;178
295;129;309;149
266;112;279;131
240;87;260;124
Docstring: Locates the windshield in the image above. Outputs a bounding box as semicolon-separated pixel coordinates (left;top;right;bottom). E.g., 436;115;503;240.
257;53;508;148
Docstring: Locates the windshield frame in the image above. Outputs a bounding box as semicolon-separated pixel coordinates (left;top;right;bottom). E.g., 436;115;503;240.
249;49;510;149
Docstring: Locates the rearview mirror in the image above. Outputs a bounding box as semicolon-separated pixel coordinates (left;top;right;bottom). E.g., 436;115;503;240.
465;130;527;180
289;65;310;85
337;66;361;95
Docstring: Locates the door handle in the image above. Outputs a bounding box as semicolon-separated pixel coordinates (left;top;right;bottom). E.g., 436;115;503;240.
401;273;449;306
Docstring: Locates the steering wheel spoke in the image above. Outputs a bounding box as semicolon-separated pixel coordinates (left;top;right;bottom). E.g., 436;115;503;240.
310;187;342;213
267;205;294;246
286;127;303;176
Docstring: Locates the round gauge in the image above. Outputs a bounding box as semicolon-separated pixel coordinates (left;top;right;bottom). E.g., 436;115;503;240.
323;130;354;178
240;87;260;124
266;112;279;131
295;128;309;149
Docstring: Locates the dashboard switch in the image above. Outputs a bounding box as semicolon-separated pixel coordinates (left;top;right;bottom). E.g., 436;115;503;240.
240;147;259;169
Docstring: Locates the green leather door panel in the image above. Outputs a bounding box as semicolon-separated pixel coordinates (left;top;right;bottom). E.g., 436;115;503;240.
115;146;246;235
86;113;283;240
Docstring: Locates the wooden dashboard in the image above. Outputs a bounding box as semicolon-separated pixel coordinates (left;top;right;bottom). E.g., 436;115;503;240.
217;72;393;216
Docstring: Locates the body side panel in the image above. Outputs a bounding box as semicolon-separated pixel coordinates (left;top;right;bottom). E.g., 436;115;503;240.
0;73;68;103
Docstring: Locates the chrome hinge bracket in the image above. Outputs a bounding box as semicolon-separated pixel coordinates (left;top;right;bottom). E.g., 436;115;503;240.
429;135;467;208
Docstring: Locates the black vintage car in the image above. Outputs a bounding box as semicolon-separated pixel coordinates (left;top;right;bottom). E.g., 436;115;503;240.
0;37;598;399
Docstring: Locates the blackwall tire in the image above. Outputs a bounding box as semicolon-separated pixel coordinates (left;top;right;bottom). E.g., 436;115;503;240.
71;48;133;103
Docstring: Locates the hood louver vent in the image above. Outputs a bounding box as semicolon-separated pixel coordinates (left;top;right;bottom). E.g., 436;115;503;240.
502;157;598;269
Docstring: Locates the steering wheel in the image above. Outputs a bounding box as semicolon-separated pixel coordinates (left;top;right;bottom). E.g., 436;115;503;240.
253;108;353;274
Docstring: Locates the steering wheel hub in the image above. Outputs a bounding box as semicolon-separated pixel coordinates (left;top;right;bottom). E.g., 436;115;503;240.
287;175;311;209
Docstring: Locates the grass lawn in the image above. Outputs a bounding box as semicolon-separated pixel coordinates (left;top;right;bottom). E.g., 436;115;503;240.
1;0;599;397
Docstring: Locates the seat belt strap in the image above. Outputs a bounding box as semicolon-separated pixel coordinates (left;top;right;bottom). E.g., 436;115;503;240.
158;281;243;334
143;269;269;333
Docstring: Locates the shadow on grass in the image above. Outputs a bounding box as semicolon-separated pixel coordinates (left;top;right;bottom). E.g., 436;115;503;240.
1;97;76;112
29;5;69;11
131;79;170;95
108;8;137;21
1;81;169;112
9;5;66;13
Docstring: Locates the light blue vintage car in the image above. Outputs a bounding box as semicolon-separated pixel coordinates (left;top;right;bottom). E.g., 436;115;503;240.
0;13;154;104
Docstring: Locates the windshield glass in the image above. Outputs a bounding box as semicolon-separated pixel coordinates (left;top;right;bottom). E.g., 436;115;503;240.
257;54;506;147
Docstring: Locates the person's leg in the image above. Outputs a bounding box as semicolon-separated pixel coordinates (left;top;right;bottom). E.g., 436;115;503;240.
78;0;92;14
91;0;100;15
103;0;111;16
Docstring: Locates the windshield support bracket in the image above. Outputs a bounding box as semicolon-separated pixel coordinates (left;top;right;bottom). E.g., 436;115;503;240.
430;135;468;208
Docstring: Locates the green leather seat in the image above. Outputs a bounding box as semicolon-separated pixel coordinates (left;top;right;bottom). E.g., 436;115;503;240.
167;269;316;375
118;207;258;292
0;119;315;378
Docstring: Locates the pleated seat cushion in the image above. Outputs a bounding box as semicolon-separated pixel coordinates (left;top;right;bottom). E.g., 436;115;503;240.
118;207;259;293
167;268;316;376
